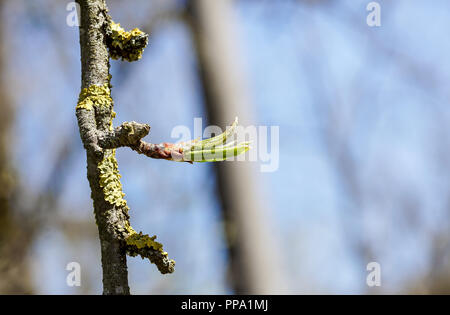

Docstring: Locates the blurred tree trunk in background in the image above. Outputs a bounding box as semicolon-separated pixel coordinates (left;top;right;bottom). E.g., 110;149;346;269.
0;2;34;294
187;0;286;294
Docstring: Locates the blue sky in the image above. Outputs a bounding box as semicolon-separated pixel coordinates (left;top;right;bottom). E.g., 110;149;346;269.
6;0;450;293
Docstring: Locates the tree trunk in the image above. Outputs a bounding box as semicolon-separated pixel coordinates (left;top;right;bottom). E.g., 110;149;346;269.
76;0;130;295
187;0;287;294
0;1;34;294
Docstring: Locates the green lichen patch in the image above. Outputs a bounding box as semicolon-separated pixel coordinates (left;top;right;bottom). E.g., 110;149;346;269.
76;83;112;111
126;231;165;253
98;149;129;210
107;22;148;62
125;229;176;274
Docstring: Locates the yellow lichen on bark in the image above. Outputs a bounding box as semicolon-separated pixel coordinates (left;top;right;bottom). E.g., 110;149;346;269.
98;149;129;210
126;231;165;253
108;22;147;62
76;58;172;272
76;83;112;111
76;83;129;210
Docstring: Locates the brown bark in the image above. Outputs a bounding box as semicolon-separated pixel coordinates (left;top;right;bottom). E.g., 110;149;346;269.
76;0;130;295
75;0;175;294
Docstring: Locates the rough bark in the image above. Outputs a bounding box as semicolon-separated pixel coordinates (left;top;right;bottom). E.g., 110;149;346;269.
76;0;130;295
76;0;261;294
76;0;177;294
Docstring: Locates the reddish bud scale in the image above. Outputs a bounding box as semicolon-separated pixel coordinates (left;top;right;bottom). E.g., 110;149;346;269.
133;141;190;163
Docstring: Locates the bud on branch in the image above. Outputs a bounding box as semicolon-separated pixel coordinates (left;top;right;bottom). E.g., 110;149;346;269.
132;118;251;163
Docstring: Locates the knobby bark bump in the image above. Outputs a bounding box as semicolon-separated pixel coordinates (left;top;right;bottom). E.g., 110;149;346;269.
75;0;249;294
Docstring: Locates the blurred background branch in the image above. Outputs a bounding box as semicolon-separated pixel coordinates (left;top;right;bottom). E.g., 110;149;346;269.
0;0;449;294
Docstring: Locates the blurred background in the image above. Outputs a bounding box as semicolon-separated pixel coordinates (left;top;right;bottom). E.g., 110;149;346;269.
0;0;449;294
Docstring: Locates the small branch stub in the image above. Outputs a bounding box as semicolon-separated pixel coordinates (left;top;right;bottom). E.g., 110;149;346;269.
132;118;251;163
76;0;251;292
106;21;149;62
98;121;150;149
